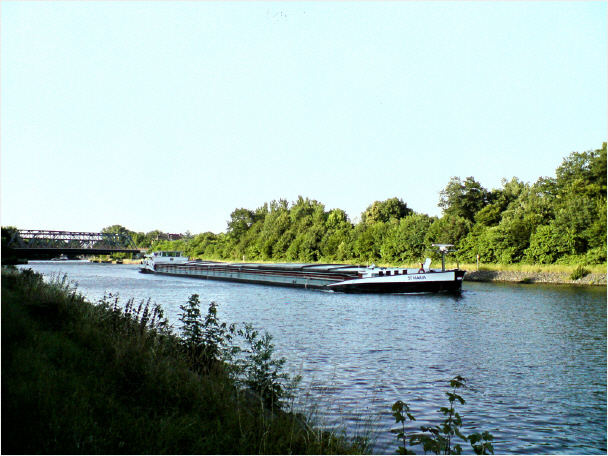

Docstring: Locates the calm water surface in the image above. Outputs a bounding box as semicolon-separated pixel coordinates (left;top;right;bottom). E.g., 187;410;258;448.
20;261;607;454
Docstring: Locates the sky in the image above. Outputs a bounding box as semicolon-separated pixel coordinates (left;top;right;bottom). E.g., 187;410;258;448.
1;1;606;235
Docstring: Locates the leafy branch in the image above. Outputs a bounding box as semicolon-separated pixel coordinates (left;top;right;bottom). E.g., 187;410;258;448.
392;376;494;455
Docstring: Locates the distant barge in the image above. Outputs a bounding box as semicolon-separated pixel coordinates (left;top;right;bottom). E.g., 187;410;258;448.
140;246;465;294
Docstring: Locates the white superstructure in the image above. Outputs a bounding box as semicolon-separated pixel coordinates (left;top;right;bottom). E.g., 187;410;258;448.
141;251;189;272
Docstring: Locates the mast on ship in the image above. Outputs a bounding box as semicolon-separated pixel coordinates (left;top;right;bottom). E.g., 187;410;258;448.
432;244;457;272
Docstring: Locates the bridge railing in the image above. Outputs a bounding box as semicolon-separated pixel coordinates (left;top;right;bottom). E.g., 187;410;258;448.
7;230;139;251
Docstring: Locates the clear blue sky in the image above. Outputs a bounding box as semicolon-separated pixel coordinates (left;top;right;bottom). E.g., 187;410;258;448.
2;1;606;234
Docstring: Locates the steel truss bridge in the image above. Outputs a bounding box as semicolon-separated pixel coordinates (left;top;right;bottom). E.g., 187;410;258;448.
5;230;141;257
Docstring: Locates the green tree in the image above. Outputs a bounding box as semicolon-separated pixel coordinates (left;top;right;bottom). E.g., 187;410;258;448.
362;197;413;224
475;178;527;227
1;226;18;246
289;196;323;223
546;144;608;263
283;197;327;262
101;224;131;235
178;294;236;374
521;144;608;265
556;143;607;198
545;194;603;259
353;222;388;262
425;214;471;249
1;226;19;264
320;209;354;261
151;147;608;268
525;225;569;264
438;177;489;222
326;208;349;229
188;232;220;258
226;208;256;238
252;200;291;260
152;238;187;254
381;213;434;263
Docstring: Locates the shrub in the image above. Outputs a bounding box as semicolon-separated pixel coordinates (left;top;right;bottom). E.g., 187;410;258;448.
178;294;237;373
236;323;301;410
570;265;591;281
178;294;298;410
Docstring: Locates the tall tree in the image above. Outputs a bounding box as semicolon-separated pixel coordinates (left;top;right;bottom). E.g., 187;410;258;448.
381;213;434;263
361;197;413;224
227;208;256;238
101;224;131;235
425;214;471;248
556;143;607;198
438;177;489;222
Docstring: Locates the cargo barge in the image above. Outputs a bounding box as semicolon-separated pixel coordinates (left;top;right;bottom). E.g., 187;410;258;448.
140;245;465;294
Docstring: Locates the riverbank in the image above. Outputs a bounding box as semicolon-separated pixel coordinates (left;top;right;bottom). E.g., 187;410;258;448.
464;270;607;286
88;258;142;264
121;258;142;264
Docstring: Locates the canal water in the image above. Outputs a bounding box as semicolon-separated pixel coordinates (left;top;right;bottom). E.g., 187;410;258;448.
19;261;607;454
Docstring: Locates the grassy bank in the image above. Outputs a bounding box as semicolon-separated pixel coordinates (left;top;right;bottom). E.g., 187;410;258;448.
1;267;368;454
453;262;606;286
453;262;606;275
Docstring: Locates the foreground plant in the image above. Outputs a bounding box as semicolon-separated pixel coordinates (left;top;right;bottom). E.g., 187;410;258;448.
178;294;239;373
2;269;364;454
236;323;302;410
178;294;299;411
392;376;494;455
570;265;591;280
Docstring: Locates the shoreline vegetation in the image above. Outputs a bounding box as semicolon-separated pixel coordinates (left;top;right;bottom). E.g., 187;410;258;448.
98;143;604;286
1;266;371;454
157;145;604;267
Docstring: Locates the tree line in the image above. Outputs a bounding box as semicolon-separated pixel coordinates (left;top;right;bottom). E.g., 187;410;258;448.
109;143;606;266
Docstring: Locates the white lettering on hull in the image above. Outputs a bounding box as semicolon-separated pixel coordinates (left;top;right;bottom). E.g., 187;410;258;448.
406;275;427;281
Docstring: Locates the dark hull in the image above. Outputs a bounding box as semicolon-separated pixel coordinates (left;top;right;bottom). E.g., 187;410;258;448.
329;276;465;294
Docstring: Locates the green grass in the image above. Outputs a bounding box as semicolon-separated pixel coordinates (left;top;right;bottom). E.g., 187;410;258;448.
1;267;369;455
454;262;606;274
